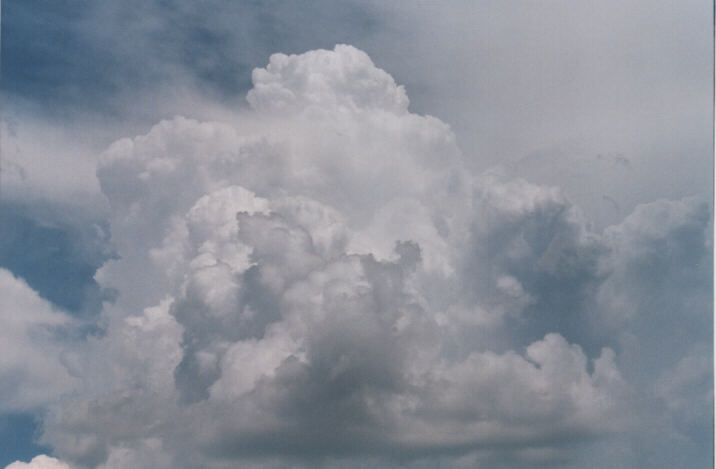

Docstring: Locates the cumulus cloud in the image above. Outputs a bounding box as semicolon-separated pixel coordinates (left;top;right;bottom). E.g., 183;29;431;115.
597;197;712;377
6;45;706;468
5;455;71;469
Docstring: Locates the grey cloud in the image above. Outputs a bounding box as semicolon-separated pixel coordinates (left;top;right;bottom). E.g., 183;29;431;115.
4;44;709;469
598;197;712;367
0;269;77;412
363;1;712;229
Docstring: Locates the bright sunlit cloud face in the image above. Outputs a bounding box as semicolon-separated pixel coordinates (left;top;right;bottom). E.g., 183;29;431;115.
1;3;712;469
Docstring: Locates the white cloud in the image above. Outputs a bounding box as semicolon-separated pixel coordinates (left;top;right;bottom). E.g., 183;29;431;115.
0;120;102;209
5;45;705;468
5;455;71;469
247;45;410;115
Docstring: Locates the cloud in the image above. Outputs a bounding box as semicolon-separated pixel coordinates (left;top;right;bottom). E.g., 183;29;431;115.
247;45;409;114
0;269;76;412
1;120;102;206
4;0;710;239
5;455;71;469
656;344;713;427
597;197;712;372
366;1;712;232
1;44;705;468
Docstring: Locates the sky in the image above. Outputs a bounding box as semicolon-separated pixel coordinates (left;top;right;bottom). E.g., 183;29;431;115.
0;1;713;468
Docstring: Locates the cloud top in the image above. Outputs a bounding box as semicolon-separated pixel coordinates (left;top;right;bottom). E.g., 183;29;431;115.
5;455;71;469
248;45;409;114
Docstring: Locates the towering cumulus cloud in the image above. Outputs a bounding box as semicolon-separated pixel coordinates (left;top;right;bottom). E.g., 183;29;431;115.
9;45;709;468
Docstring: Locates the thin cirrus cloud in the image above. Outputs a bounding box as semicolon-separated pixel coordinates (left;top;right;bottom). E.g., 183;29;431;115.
1;44;710;468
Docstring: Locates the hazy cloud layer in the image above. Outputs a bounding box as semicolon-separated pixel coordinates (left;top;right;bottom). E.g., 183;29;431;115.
0;269;76;412
2;45;709;468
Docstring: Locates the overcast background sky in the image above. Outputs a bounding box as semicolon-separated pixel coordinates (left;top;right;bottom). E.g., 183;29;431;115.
0;2;712;468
